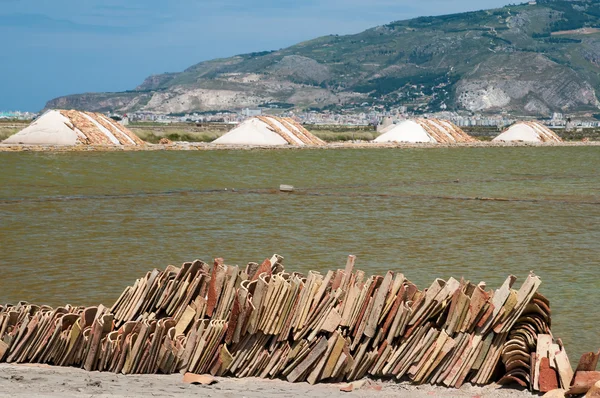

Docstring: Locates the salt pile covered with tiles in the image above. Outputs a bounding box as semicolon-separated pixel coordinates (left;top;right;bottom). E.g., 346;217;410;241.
2;110;145;146
374;119;475;144
493;122;562;143
213;116;326;146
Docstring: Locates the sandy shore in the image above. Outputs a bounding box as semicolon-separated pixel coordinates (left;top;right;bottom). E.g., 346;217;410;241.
0;141;599;152
0;363;536;397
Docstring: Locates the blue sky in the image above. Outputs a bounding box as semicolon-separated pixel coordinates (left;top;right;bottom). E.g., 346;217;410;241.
0;0;511;111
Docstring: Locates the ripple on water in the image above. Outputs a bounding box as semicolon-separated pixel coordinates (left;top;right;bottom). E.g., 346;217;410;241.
0;147;599;359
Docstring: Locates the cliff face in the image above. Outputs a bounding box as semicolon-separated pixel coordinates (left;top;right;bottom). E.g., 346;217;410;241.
46;1;600;116
455;53;599;116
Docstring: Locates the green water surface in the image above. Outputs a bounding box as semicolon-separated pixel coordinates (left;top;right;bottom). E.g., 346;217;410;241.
0;147;598;360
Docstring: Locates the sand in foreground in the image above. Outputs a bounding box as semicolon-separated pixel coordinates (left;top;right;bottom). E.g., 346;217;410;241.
0;363;535;397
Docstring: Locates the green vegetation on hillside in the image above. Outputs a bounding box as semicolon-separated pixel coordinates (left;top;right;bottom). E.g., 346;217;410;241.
46;0;600;116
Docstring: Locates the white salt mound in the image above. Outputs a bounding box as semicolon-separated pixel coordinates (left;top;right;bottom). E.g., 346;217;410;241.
213;119;289;145
374;120;435;143
374;119;473;144
3;110;79;145
493;122;562;143
3;109;144;146
213;116;325;146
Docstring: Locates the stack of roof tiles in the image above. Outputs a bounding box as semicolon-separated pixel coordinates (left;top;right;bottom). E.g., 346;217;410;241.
0;255;576;393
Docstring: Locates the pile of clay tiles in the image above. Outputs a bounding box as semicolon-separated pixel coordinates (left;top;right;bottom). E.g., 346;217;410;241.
412;118;476;144
0;255;578;392
60;110;145;146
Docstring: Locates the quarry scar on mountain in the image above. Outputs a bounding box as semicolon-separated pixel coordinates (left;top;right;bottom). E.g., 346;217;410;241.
45;1;600;117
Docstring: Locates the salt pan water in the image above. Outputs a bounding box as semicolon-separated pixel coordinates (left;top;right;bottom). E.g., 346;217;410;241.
1;147;598;360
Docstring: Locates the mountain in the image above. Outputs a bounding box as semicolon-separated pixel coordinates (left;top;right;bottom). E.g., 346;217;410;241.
46;0;600;117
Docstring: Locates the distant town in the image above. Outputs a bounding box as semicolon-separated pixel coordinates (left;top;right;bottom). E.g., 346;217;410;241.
2;108;600;131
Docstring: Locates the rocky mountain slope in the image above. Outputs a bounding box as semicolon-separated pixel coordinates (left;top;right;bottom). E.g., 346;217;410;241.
46;0;600;116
